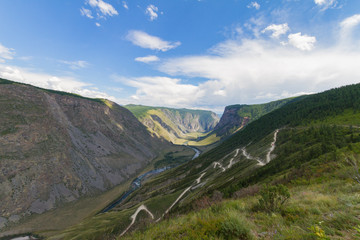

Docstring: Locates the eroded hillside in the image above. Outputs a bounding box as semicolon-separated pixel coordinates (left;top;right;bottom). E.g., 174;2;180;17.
125;105;219;145
0;79;169;228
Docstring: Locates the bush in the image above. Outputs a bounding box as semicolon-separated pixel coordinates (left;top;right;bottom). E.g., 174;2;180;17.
217;213;255;240
258;184;290;212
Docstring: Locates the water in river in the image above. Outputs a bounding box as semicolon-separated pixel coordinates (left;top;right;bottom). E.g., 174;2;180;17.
100;147;200;213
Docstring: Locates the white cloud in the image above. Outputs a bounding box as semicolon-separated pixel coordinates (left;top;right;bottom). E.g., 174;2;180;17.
114;76;203;108
247;2;260;10
244;17;266;38
262;23;290;38
122;1;129;10
0;43;15;63
60;60;89;70
95;22;101;27
126;30;181;52
340;14;360;30
114;17;360;111
152;30;360;111
338;14;360;48
80;7;93;19
288;32;316;51
0;64;115;100
87;0;118;17
145;4;159;21
135;55;160;63
314;0;337;10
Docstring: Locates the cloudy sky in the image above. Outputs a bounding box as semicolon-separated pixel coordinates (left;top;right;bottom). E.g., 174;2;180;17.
0;0;360;113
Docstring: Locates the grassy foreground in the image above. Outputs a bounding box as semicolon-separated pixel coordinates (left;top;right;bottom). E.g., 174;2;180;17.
122;146;360;240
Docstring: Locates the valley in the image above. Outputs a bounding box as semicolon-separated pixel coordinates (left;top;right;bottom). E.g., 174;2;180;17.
48;83;360;240
2;1;360;239
1;79;360;240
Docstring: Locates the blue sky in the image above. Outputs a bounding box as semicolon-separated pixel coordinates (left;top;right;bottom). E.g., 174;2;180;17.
0;0;360;113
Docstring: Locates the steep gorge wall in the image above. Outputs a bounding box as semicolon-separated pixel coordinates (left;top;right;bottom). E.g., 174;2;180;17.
0;82;167;227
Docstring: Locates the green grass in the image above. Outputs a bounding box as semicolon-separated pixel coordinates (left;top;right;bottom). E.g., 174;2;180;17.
186;133;220;146
122;152;360;240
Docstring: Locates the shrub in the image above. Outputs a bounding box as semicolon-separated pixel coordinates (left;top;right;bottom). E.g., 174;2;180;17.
258;184;290;212
217;213;255;240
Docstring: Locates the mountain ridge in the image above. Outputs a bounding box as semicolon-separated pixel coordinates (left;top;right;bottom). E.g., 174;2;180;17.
0;78;171;229
125;104;219;145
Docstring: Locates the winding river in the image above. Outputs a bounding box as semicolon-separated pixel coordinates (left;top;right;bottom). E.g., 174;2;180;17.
100;146;201;213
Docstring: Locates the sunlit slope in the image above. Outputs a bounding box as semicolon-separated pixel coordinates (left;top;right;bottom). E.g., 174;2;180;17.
0;78;170;233
125;105;219;145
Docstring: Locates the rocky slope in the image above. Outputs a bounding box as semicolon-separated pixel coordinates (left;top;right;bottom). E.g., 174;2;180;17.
213;98;297;137
125;105;219;144
0;79;168;228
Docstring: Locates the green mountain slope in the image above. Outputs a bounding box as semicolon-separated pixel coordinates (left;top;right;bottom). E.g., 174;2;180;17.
125;105;219;145
0;78;175;232
212;98;297;137
51;83;360;240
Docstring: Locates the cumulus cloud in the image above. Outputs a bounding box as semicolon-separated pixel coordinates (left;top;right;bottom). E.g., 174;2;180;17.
262;23;290;38
145;4;159;21
135;55;160;63
0;64;116;100
0;43;15;63
247;2;260;10
114;76;203;108
150;25;360;111
288;32;316;51
126;30;181;52
60;60;89;70
95;22;101;27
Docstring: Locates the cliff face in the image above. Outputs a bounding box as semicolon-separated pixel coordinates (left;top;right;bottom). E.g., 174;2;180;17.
213;98;295;138
159;108;219;133
213;105;250;137
0;81;167;224
125;105;219;144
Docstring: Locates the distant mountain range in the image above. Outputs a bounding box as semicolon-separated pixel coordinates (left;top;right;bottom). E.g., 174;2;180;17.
125;99;297;147
125;105;219;145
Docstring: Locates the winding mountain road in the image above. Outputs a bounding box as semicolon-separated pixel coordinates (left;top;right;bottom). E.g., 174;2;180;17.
227;149;239;169
120;130;280;237
266;129;279;164
119;205;154;237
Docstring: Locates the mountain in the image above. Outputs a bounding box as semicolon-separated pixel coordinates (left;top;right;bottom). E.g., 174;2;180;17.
53;83;360;239
125;105;219;145
0;78;171;229
212;98;297;138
